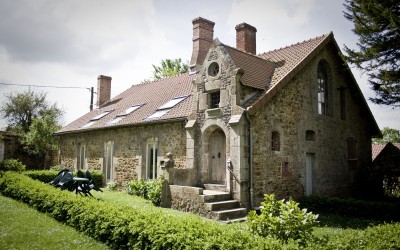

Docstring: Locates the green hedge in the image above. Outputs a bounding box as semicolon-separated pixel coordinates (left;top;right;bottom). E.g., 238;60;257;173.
1;173;399;249
24;170;103;188
0;172;293;249
300;196;400;221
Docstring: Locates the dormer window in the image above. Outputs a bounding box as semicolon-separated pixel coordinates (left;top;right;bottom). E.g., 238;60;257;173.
146;96;188;119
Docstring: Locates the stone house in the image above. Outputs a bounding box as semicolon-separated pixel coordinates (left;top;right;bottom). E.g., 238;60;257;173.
370;143;400;197
56;17;380;213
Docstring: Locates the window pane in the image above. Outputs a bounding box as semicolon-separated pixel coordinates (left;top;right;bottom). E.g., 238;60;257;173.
158;96;187;110
210;92;220;109
146;109;169;119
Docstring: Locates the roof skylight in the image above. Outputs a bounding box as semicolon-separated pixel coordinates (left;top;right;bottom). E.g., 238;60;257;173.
108;105;142;124
146;96;188;119
80;110;113;128
158;96;188;110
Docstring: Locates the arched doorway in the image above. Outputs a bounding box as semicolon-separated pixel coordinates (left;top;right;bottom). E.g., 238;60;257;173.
208;129;226;184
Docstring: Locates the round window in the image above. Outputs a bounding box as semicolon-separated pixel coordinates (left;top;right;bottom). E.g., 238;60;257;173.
208;62;219;77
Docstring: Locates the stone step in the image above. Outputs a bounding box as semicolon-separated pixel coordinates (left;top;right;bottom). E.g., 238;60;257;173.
200;192;231;203
203;183;226;192
211;208;247;221
204;200;240;211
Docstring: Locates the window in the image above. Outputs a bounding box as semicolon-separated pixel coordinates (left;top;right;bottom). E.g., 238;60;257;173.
317;62;330;116
208;62;220;77
347;137;357;160
104;141;114;183
271;131;280;151
77;144;86;170
146;96;188;119
306;130;316;141
81;110;113;128
109;104;142;124
210;91;220;109
146;137;158;180
339;87;346;120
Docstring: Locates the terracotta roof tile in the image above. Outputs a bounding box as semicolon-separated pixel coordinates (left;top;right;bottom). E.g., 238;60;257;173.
57;73;194;134
259;33;330;88
372;143;386;160
223;45;275;90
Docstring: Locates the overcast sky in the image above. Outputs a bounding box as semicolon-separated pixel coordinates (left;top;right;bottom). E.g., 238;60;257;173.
1;0;399;130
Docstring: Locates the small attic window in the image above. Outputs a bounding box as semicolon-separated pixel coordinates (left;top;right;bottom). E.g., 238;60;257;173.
158;96;188;110
109;105;142;124
119;105;142;116
208;62;219;77
146;96;188;119
81;110;113;128
91;110;113;121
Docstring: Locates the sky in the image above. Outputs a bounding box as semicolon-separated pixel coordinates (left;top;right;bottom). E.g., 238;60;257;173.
0;0;399;131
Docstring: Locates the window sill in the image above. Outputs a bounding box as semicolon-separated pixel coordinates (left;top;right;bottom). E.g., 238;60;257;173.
206;108;222;119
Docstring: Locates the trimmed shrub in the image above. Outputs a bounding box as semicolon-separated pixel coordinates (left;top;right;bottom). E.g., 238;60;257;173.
0;159;26;172
23;170;103;188
247;194;318;246
127;178;163;206
0;172;299;249
300;195;400;221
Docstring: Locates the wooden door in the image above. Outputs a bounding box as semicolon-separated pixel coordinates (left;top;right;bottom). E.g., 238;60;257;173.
209;129;226;184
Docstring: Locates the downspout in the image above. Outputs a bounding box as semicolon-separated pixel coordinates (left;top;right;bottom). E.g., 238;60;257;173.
245;111;254;209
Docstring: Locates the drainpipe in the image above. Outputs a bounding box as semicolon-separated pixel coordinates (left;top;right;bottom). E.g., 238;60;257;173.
245;111;254;209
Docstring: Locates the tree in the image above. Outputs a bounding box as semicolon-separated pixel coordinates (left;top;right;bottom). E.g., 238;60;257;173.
21;115;61;156
372;127;400;143
152;58;188;80
1;90;63;167
343;0;400;106
1;90;63;133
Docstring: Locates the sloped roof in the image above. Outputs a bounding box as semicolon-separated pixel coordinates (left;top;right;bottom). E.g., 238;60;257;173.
57;73;194;134
223;45;275;90
57;30;380;136
372;143;400;161
247;33;332;113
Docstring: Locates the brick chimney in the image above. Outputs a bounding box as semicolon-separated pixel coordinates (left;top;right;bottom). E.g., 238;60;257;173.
235;23;257;54
190;17;215;73
97;75;112;106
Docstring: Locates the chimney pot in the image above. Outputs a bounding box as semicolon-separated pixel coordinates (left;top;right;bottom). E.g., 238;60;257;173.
97;75;112;107
235;23;257;54
190;17;215;73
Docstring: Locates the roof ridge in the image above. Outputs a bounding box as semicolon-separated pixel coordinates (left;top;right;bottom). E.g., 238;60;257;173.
131;72;192;88
221;43;273;63
262;33;331;55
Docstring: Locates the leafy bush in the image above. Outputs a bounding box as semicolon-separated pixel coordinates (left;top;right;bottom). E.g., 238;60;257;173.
0;159;26;172
106;181;117;191
127;178;163;206
247;194;318;245
300;195;400;221
0;172;297;249
50;165;62;171
23;170;103;188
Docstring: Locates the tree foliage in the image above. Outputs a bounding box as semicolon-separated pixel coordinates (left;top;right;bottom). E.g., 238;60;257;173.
0;90;63;160
1;90;63;133
152;58;188;80
372;127;400;143
343;0;400;106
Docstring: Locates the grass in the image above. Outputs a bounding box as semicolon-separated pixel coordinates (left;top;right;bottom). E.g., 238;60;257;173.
0;194;109;250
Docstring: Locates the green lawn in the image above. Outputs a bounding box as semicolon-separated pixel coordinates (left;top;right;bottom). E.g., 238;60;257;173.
0;194;109;250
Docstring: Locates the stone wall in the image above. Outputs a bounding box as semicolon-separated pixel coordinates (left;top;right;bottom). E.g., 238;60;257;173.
250;45;372;206
58;121;187;186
